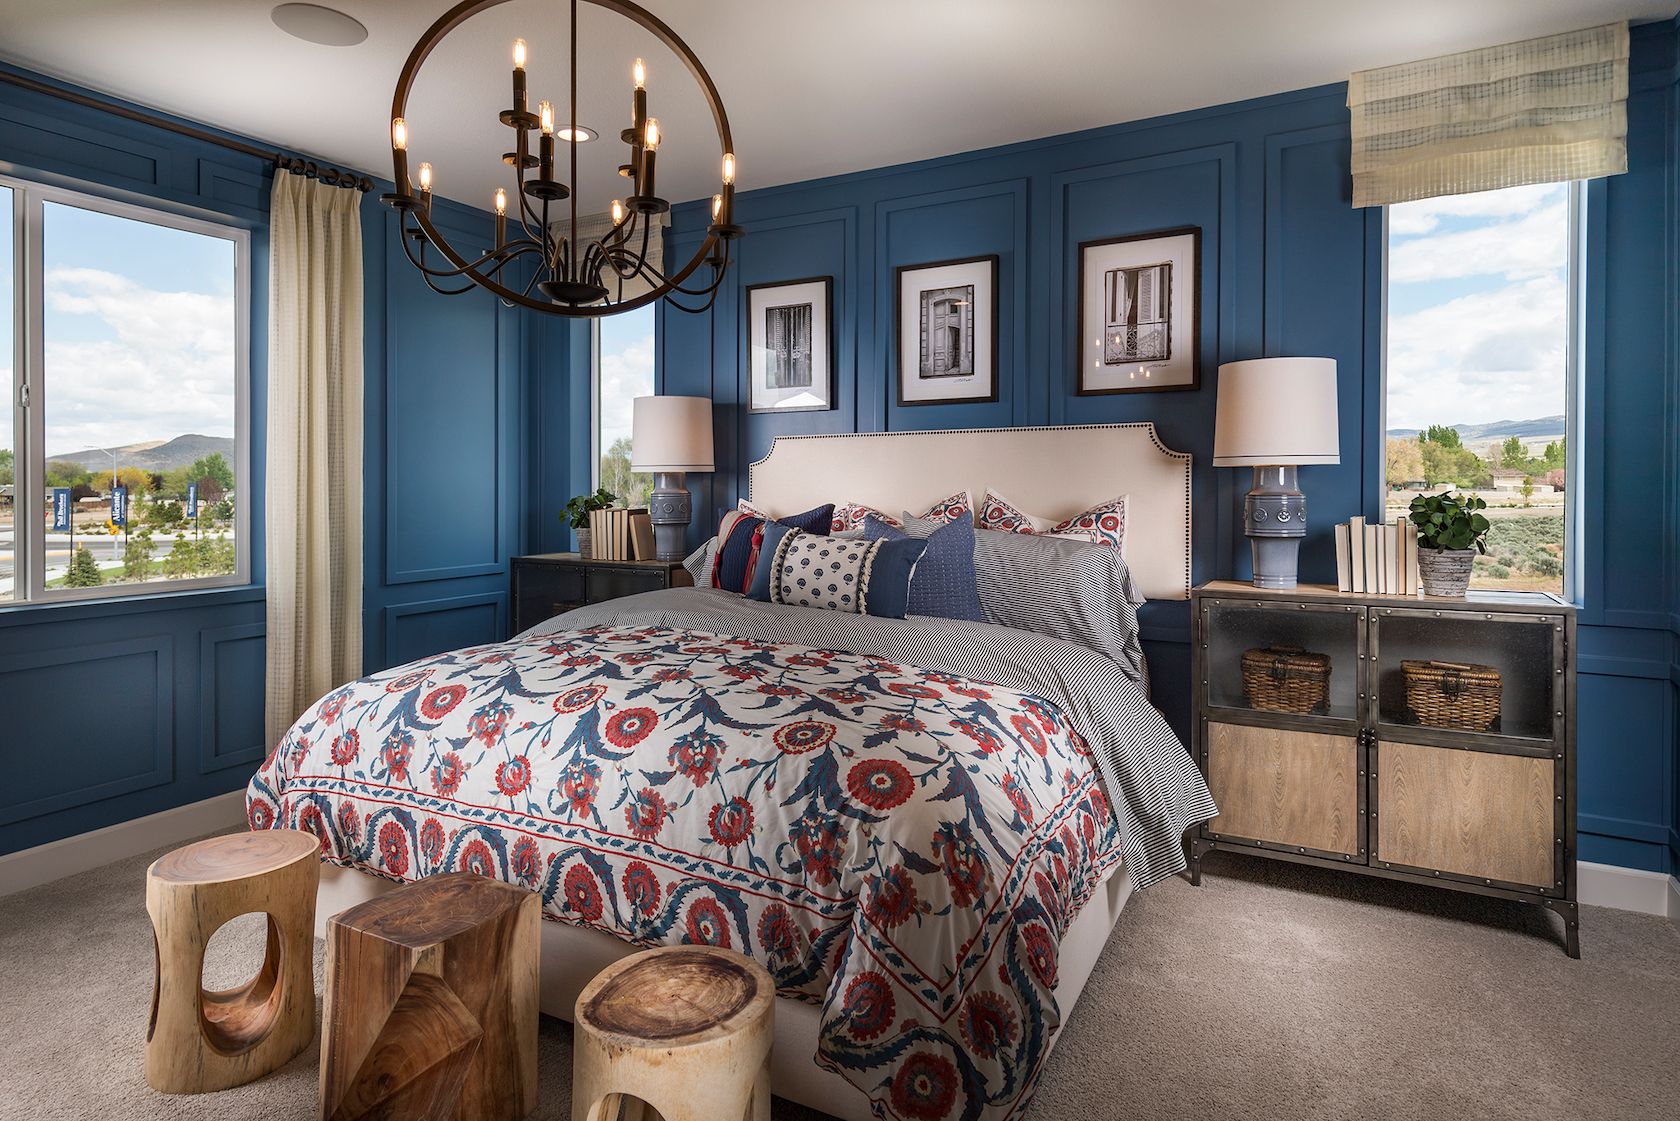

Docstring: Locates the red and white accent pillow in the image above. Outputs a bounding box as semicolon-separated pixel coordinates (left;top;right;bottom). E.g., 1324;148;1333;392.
917;489;975;524
977;488;1128;552
737;499;769;518
831;502;902;534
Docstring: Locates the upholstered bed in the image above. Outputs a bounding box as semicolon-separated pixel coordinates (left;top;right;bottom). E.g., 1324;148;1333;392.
248;423;1214;1121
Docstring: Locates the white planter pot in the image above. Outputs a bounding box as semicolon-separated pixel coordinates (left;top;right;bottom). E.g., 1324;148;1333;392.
575;527;593;560
1417;547;1476;597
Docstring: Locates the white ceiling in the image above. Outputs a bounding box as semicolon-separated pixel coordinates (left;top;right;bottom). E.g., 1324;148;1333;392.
0;1;1666;213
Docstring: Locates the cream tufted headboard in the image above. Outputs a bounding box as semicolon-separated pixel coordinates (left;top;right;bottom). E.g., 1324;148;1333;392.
748;423;1192;600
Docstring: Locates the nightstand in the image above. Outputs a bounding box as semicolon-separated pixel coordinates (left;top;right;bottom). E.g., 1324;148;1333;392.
1188;581;1579;956
510;553;694;637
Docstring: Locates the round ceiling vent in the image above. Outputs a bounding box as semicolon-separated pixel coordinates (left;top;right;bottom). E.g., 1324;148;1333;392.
271;3;368;47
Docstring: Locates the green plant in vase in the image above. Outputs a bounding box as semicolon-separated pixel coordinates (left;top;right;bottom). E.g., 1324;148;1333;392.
563;488;616;559
1407;492;1490;597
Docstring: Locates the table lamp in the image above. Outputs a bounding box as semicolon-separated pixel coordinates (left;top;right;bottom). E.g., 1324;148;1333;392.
1212;357;1340;589
631;395;715;561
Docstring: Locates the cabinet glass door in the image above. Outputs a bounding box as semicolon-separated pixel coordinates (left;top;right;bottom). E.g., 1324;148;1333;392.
1370;606;1563;749
1201;599;1364;724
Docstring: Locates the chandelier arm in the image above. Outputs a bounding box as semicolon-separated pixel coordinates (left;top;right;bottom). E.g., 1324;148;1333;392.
400;220;528;280
421;272;480;296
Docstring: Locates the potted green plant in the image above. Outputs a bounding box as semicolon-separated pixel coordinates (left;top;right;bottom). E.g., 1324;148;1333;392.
1407;492;1490;597
563;488;616;559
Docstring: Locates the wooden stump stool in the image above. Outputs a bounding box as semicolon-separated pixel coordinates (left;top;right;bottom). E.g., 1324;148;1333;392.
573;946;775;1121
145;829;320;1094
319;871;540;1121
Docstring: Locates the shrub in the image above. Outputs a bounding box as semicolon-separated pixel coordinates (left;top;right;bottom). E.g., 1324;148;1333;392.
1489;565;1510;579
65;546;103;587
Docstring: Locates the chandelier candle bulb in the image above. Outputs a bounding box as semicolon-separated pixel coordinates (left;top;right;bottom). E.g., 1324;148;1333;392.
721;152;735;185
512;38;527;112
391;116;406;151
538;100;555;179
711;193;722;220
494;188;506;247
632;57;647;132
611;198;624;224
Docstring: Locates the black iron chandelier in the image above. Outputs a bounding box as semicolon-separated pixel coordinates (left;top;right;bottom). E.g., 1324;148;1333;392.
383;0;743;316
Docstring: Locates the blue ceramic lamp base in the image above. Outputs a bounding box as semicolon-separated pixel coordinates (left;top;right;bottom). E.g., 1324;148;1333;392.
648;471;691;562
1244;465;1306;589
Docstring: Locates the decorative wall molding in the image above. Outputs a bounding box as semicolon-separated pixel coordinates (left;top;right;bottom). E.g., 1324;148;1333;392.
0;789;245;899
197;622;267;774
382;591;507;669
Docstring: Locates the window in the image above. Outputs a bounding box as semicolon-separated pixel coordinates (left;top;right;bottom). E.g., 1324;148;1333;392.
2;175;249;603
593;304;656;508
1385;182;1579;597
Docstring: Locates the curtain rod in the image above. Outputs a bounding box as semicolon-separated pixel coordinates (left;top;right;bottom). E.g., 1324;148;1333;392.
0;68;374;192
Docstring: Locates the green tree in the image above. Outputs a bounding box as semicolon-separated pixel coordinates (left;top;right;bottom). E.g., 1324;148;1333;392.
1386;437;1423;488
188;452;235;492
45;459;92;488
1501;436;1526;468
599;437;654;508
1520;476;1535;506
0;447;13;487
146;499;183;528
123;528;155;582
1542;438;1566;469
210;531;236;574
163;531;196;579
1423;424;1463;448
64;546;103;587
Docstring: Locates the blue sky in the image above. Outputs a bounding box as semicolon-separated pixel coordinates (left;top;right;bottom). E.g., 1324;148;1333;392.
1386;183;1568;432
40;200;237;458
598;303;655;454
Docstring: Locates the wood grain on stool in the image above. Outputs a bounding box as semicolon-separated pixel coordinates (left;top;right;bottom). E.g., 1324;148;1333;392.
319;871;540;1121
573;946;774;1121
145;829;320;1094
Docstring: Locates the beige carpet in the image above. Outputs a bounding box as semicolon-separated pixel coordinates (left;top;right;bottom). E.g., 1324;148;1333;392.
2;836;1676;1120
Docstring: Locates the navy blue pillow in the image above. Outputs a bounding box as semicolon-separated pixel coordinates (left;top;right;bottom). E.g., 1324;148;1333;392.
713;512;765;593
746;522;796;601
775;503;834;535
861;537;928;619
866;511;984;622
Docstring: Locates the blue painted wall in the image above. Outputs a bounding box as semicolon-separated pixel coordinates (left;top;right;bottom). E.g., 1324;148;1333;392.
536;24;1680;876
0;65;523;857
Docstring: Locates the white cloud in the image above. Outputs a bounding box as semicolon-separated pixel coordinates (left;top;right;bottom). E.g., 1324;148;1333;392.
1388;198;1566;283
1387;275;1565;430
1387;183;1563;237
598;329;655;451
42;268;235;456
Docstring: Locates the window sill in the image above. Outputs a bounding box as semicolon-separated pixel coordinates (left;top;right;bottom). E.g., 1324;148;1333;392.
0;583;265;630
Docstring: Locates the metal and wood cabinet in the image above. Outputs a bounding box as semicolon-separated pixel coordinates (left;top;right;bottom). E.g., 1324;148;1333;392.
510;553;693;637
1188;580;1579;956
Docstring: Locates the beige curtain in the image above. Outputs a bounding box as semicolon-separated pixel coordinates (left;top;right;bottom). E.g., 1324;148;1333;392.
266;172;364;750
549;209;671;300
1349;22;1629;208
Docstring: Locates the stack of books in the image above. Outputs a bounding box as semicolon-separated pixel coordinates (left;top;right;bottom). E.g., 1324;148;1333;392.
587;507;655;560
1334;515;1422;595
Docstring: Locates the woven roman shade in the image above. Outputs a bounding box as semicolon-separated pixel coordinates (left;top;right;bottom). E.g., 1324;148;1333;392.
1348;22;1629;208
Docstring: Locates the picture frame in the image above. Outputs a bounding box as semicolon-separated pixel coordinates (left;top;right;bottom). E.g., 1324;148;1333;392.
1077;226;1200;395
747;276;835;414
895;254;999;407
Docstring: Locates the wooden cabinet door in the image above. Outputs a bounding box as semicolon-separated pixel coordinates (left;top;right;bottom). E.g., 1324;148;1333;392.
1375;741;1555;890
1205;721;1362;857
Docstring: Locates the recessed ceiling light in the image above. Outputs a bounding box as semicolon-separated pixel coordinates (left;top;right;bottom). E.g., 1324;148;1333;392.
555;126;596;143
272;3;368;47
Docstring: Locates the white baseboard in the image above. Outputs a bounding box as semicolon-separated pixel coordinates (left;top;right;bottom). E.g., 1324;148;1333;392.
0;790;248;899
1578;860;1680;925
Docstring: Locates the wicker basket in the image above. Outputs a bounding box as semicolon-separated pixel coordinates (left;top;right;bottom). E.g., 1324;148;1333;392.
1241;646;1331;714
1402;660;1502;732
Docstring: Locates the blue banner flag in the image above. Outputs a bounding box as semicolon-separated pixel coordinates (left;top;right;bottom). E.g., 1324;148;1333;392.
52;488;71;532
112;487;127;527
187;482;198;518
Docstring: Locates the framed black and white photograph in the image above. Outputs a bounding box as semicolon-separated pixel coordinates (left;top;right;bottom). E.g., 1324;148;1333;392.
747;276;834;413
895;255;998;407
1077;227;1200;395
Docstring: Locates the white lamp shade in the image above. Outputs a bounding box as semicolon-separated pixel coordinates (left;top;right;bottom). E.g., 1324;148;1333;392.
1212;357;1341;467
631;395;714;472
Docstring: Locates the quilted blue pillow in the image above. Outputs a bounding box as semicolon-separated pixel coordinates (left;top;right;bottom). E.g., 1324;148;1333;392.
753;529;926;618
866;510;984;622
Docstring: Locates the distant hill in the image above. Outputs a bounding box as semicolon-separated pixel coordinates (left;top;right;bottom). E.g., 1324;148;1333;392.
47;434;235;474
1387;416;1565;441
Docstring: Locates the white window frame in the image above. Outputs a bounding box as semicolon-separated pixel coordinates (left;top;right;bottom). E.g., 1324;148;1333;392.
3;172;251;604
589;317;602;491
1381;182;1584;605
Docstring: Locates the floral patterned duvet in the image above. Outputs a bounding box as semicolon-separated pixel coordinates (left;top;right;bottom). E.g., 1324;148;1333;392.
249;623;1127;1121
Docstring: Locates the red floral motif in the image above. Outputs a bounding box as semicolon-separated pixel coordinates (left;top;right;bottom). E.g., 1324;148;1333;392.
888;682;940;700
317;691;348;722
773;720;835;755
382;729;414;783
949;718;1003;755
720;665;764;679
847;759;914;811
377;821;409;877
561;758;602;816
511;836;541;888
820;686;869;704
1035;870;1063;930
495;755;532;797
623;861;662;916
297;803;328;852
653;666;690;682
670;729;721;785
1000;773;1032;823
384;669;431;693
468;699;514;746
432;752;466;797
605;707;658;750
708;797;754;847
419;817;445;864
1020;697;1062;736
329;729;359;766
1010;714;1049;758
1020;922;1057;987
842;971;896;1041
554;684;607;713
248;800;273;831
890;1052;959;1120
958;991;1018;1061
458;838;496;877
563;863;603;922
619;651;660;665
756;904;800;961
949;683;992;700
624;787;671;840
792;810;845;887
865;865;919;929
684;897;731;947
419;684;467;720
933;824;988;908
562;654;600;666
336;802;361;843
880;713;925;733
757;682;802;697
786;654;828;668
